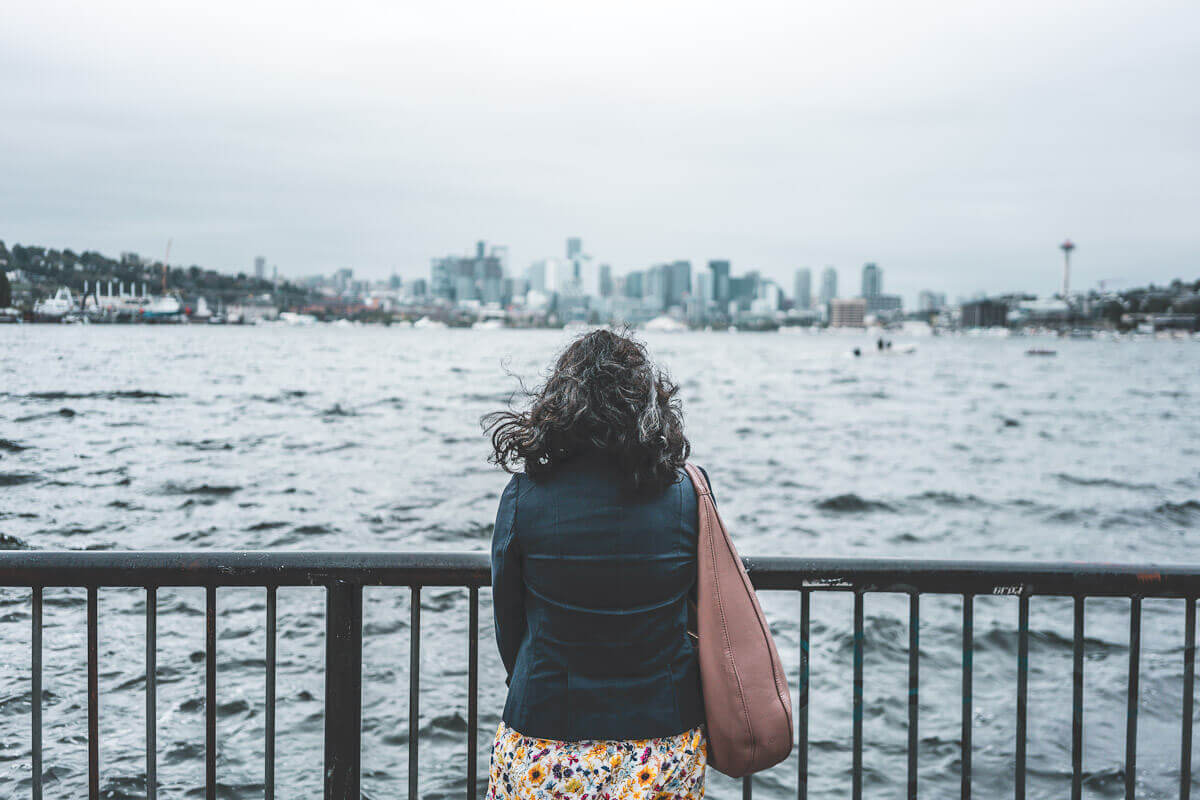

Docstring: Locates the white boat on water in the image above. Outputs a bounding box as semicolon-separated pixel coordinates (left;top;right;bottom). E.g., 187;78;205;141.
143;294;184;322
278;311;318;326
642;315;689;333
472;318;505;330
191;297;213;322
413;316;448;330
34;287;75;321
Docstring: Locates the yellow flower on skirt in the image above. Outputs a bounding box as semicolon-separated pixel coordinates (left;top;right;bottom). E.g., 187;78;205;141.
487;721;706;799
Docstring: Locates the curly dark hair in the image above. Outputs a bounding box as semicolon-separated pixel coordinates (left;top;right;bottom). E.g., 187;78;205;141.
483;328;690;498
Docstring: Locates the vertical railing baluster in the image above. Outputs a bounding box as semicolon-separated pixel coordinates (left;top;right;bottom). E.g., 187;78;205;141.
32;586;43;800
1182;597;1196;800
409;586;421;800
146;587;157;800
962;594;973;800
266;586;276;800
206;586;217;800
1125;597;1140;800
468;586;479;800
799;590;810;800
88;585;99;800
1071;596;1084;800
908;593;919;800
1016;595;1029;800
852;591;864;800
324;582;363;800
743;775;753;798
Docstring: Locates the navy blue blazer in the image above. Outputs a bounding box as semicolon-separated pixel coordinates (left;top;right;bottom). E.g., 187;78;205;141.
491;456;706;742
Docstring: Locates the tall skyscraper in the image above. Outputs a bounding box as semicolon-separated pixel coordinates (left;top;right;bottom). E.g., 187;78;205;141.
566;237;583;260
667;260;692;307
254;256;266;280
861;262;881;298
819;267;838;305
707;260;731;307
598;264;613;298
918;291;947;312
793;268;812;309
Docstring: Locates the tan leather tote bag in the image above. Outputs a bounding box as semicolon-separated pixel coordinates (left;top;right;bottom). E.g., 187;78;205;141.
685;463;793;777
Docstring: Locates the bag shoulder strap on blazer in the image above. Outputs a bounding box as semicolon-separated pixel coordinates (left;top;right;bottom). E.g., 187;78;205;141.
684;463;793;777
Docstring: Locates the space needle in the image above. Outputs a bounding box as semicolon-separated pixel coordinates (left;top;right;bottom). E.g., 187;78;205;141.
1060;238;1075;298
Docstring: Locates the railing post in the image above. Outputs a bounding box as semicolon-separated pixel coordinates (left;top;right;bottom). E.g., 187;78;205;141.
324;581;363;800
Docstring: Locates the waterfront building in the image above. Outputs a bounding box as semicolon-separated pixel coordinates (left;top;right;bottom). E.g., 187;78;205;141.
794;268;812;309
750;280;782;314
567;237;583;260
623;270;644;299
867;294;903;315
819;267;838;306
430;241;506;304
961;299;1008;328
255;256;266;281
830;297;867;327
728;272;759;312
918;290;947;312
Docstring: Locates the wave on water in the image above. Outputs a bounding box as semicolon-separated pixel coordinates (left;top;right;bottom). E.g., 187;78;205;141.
160;482;242;496
1053;472;1157;491
0;472;38;487
0;439;30;452
320;403;357;417
1153;500;1200;524
16;390;176;401
815;494;895;513
14;408;76;422
0;533;31;549
906;490;988;508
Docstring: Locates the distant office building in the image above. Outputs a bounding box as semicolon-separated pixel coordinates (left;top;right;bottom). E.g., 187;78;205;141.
254;256;266;281
830;298;867;328
406;278;428;299
866;294;903;315
667;261;691;307
728;272;759;312
566;237;583;260
526;261;548;294
918;290;947;312
430;241;505;303
624;270;644;299
643;265;668;311
793;268;812;309
335;268;354;292
819;267;838;305
697;271;714;309
708;260;731;307
961;299;1008;328
751;280;782;314
598;264;613;298
861;262;881;298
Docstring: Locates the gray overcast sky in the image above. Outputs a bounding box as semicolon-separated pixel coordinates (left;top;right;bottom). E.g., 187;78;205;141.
2;0;1197;304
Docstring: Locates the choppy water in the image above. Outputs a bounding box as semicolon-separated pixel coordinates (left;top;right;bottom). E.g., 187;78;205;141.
1;326;1199;799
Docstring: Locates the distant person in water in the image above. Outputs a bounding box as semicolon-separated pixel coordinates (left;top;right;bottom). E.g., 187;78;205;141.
482;328;707;799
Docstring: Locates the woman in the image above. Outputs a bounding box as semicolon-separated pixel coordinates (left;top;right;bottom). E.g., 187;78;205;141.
483;329;708;799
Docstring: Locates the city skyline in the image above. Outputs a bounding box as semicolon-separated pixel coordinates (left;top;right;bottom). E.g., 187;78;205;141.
2;1;1197;307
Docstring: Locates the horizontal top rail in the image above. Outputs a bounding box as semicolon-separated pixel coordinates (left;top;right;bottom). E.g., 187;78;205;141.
0;552;1197;596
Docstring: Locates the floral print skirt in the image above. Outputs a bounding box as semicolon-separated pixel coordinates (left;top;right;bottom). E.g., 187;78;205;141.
487;721;707;799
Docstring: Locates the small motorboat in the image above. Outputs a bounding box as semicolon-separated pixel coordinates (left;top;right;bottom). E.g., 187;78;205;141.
1025;348;1057;356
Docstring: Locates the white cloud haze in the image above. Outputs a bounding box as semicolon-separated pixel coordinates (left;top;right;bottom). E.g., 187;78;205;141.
1;0;1197;302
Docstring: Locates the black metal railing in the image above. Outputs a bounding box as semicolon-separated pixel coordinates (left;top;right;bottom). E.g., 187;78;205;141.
1;552;1198;800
